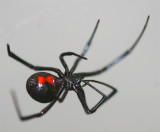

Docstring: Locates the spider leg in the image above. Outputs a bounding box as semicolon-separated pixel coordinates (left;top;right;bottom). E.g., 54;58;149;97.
58;89;68;102
70;19;100;73
7;44;64;77
75;16;150;77
11;88;64;121
76;80;117;114
59;52;87;74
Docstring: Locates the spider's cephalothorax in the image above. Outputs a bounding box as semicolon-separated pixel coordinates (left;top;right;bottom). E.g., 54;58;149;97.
63;74;84;91
7;16;149;121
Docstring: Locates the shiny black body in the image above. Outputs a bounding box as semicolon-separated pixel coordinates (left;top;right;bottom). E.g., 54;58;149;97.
7;16;149;121
26;72;60;103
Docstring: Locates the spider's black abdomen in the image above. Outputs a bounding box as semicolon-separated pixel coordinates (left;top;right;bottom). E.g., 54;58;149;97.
26;72;60;103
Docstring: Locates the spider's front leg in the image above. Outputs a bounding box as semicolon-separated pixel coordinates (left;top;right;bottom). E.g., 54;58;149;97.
75;16;150;77
59;52;87;74
76;80;117;114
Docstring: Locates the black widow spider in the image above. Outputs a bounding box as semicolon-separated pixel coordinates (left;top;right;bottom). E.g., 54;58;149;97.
7;16;149;121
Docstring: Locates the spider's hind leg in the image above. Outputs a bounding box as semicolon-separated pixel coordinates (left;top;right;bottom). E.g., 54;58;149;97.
7;44;64;77
10;90;57;121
